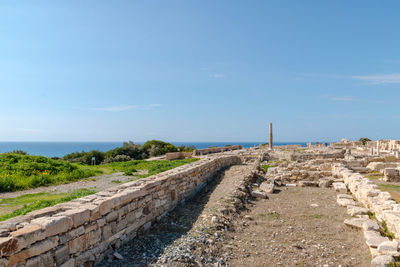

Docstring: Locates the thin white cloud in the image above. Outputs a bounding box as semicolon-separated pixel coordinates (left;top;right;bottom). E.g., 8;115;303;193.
91;104;161;112
352;74;400;84
210;73;225;79
321;95;355;102
329;96;354;102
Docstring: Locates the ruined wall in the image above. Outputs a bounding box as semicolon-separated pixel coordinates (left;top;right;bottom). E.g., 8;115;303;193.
165;152;193;160
332;164;400;239
193;145;242;156
0;155;241;267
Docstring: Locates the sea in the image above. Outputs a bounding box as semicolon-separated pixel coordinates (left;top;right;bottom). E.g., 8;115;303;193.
0;142;311;158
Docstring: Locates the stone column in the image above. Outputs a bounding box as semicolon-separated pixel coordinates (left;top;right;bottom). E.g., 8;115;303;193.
269;123;273;150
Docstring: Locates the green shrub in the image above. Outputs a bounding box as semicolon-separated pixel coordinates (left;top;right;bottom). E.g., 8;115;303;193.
142;140;178;157
104;141;146;161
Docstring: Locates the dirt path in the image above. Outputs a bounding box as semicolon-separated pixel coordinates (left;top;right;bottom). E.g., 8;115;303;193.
0;170;147;199
222;186;370;266
97;164;253;267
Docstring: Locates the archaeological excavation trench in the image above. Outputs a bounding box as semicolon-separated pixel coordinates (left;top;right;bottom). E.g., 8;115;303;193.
2;142;400;266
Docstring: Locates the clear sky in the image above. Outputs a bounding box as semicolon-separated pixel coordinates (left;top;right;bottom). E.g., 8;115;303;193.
1;1;400;142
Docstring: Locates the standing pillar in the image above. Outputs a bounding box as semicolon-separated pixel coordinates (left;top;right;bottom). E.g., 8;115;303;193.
269;123;273;150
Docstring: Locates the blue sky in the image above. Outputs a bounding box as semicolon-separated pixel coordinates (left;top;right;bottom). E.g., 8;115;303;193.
1;1;400;142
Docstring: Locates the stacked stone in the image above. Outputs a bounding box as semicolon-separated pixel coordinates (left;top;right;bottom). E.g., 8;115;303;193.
332;164;400;265
0;155;241;267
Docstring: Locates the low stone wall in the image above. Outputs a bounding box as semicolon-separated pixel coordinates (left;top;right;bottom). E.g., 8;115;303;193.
332;164;400;238
0;155;241;267
193;145;242;156
165;152;193;161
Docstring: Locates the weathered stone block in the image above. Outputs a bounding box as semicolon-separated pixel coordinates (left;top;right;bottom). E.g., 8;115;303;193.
31;216;72;237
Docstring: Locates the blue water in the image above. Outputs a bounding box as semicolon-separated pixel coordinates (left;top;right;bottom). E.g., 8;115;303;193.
0;142;310;158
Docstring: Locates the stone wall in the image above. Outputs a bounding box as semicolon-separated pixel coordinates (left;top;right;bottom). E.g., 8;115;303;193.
0;155;241;267
332;164;400;239
193;145;242;156
165;152;193;161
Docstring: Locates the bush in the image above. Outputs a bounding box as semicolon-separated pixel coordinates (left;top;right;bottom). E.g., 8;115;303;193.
102;155;132;164
63;150;105;165
104;141;146;161
143;140;178;157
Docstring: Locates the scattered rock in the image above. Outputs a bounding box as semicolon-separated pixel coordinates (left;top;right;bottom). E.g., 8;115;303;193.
363;220;380;231
344;218;368;229
333;182;347;193
297;181;319;187
366;236;390;248
113;252;124;260
251;190;268;199
377;240;399;256
347;206;369;216
371;255;395;267
260;182;275;193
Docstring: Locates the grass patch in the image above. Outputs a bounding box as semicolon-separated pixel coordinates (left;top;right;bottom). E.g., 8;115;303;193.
0;154;199;193
110;180;122;184
0;154;101;192
308;214;324;219
258;212;279;220
87;158;200;179
0;188;96;221
261;165;272;172
377;184;400;203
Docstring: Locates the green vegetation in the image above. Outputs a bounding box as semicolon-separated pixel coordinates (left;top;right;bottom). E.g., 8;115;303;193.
0;188;96;221
88;158;199;179
0;153;100;192
388;262;400;267
258;212;279;220
308;214;324;219
380;220;396;240
63;140;196;165
377;183;400;203
0;151;199;193
367;212;396;240
359;137;371;145
261;164;272;172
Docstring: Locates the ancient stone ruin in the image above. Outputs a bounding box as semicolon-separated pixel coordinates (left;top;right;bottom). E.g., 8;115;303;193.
2;140;400;266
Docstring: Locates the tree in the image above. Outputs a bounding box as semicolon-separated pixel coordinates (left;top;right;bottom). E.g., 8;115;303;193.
359;138;371;145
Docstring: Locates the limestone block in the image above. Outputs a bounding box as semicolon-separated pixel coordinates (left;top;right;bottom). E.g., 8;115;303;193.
347;206;369;216
377;240;399;256
337;198;356;207
10;224;45;252
259;182;275;193
8;237;58;266
363;220;380;231
251;190;268;199
0;237;18;257
344;218;368;229
69;234;88;254
371;255;395;267
55;245;70;266
333;182;347;193
57;209;90;228
297;181;319;187
30;216;72;238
